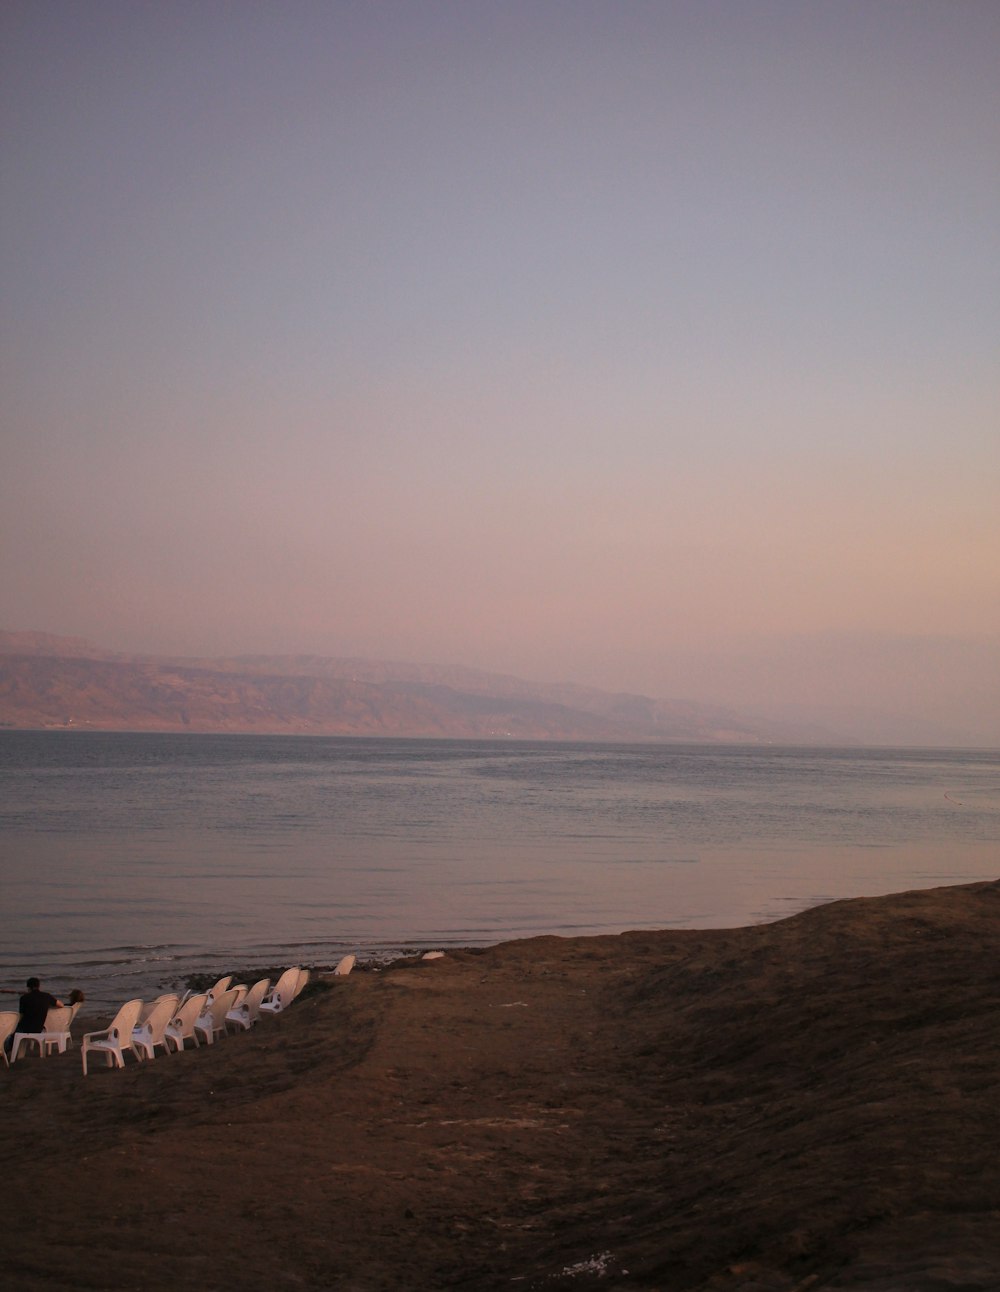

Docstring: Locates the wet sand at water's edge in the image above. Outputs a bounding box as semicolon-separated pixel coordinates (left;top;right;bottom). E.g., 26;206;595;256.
2;878;999;1290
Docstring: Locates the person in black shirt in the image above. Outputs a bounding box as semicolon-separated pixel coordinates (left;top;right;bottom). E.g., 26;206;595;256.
18;977;62;1033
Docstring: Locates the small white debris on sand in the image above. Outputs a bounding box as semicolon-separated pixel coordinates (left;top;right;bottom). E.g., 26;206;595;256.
558;1251;614;1278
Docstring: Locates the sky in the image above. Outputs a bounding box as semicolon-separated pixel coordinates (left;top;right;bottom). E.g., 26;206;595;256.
2;1;998;744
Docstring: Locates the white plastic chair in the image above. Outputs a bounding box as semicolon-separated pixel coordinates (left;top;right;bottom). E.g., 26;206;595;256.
333;954;356;977
293;968;310;999
10;1016;51;1061
81;999;144;1075
132;995;178;1060
226;978;270;1031
259;967;301;1016
164;993;208;1053
40;1001;83;1055
194;988;239;1045
0;1012;18;1067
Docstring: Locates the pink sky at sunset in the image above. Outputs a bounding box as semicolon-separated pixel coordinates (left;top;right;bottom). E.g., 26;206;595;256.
2;1;998;744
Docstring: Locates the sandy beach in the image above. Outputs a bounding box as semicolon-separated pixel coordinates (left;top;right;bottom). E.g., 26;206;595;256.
2;878;999;1290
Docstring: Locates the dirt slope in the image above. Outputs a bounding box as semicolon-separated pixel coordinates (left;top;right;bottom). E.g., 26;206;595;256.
2;879;998;1290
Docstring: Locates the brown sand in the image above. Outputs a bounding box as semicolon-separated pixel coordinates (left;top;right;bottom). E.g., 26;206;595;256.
3;879;999;1290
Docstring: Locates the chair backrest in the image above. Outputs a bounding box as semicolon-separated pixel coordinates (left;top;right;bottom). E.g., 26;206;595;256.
171;993;208;1036
271;966;300;1005
206;975;232;1001
139;993;178;1023
139;996;177;1043
42;1005;73;1033
210;988;240;1028
334;954;356;977
293;968;309;999
240;978;270;1021
108;999;144;1039
0;1012;19;1050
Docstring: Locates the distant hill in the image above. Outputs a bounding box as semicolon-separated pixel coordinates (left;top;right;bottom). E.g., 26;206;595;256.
0;630;832;743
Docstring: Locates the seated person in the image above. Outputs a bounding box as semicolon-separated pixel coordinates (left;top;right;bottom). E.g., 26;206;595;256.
18;977;63;1033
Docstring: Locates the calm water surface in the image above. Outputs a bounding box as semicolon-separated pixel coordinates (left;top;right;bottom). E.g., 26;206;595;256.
1;733;997;1009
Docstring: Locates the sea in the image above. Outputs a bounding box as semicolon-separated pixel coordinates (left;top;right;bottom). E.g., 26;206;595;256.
1;732;998;1012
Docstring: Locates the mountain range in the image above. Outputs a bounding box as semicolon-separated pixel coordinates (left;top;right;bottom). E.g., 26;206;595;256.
0;630;834;744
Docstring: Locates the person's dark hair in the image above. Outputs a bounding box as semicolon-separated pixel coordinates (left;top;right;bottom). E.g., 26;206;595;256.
69;989;85;1005
26;977;39;990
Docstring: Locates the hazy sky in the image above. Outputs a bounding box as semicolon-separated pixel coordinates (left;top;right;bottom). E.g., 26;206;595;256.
2;2;998;742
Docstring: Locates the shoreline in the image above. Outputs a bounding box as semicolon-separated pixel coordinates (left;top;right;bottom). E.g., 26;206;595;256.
2;877;999;1290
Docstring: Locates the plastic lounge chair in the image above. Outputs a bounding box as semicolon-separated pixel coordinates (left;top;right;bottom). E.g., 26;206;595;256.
40;1001;83;1055
259;967;301;1017
132;995;179;1060
0;1012;18;1067
194;988;239;1045
11;1003;83;1061
333;954;356;977
164;993;208;1053
225;978;270;1031
81;999;144;1075
293;968;310;999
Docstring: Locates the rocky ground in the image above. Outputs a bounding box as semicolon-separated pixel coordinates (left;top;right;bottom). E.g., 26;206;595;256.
2;878;999;1290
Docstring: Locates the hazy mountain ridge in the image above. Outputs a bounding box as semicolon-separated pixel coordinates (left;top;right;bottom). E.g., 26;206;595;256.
217;654;821;741
0;630;830;743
